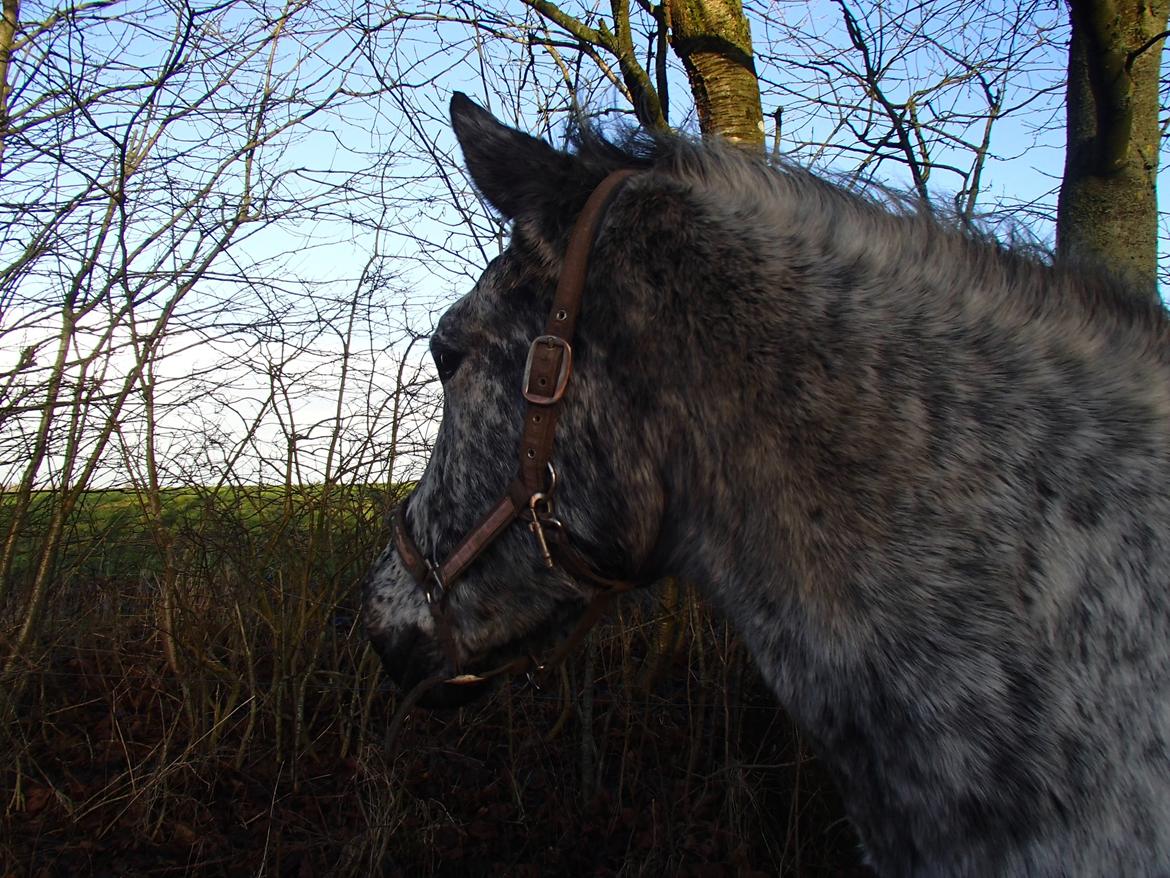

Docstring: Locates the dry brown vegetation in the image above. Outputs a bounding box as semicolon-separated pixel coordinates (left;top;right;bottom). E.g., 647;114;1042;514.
1;490;864;876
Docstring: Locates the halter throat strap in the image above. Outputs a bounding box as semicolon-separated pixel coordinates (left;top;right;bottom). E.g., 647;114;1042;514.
392;169;640;671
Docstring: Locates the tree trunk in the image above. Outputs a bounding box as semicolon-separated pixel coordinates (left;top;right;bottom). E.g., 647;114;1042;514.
666;0;764;147
1056;0;1169;295
0;0;19;170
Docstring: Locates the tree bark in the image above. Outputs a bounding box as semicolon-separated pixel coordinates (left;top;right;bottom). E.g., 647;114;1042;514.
1057;0;1169;295
0;0;19;170
521;0;764;146
666;0;764;146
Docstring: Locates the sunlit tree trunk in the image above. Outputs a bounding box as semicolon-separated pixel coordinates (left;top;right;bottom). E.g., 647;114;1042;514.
522;0;763;146
1057;0;1169;295
666;0;764;146
0;0;17;169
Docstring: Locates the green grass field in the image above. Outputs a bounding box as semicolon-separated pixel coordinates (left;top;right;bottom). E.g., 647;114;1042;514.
0;483;397;585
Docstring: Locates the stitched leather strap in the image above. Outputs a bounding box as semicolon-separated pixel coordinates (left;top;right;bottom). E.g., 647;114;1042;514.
516;169;636;495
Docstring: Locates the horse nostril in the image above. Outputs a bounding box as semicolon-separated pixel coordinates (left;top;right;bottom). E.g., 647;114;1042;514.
368;624;426;684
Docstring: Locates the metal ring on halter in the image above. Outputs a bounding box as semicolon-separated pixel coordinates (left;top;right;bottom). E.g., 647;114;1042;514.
529;491;554;518
424;559;446;605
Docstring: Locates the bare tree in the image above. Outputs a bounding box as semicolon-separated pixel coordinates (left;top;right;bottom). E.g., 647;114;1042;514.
400;0;765;143
0;0;439;686
397;0;1074;229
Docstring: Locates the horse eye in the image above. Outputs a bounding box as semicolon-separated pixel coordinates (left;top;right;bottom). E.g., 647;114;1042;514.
430;339;464;383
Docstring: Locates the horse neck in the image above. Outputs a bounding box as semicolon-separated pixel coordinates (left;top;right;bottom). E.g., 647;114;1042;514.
638;191;1042;687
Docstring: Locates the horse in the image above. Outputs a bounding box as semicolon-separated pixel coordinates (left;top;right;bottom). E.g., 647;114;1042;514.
363;92;1170;876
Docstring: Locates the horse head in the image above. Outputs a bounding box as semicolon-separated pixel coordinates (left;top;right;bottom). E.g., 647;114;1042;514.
363;95;667;707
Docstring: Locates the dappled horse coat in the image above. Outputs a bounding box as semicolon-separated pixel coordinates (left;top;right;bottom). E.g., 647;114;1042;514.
364;94;1170;876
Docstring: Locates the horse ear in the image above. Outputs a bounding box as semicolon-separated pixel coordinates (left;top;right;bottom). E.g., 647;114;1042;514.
450;92;578;234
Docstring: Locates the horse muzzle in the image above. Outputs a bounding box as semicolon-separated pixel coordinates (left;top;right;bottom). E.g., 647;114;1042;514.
367;621;493;709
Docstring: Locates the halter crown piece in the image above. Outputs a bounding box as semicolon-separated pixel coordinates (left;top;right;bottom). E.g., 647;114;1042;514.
392;169;642;683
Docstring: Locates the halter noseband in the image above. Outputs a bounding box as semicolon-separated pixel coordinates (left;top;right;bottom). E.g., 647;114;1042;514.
392;169;642;683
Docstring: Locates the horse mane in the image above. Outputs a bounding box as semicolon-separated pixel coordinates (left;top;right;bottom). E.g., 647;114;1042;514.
565;121;1170;358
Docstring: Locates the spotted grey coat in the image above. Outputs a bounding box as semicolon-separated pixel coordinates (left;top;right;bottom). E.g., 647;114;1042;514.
363;93;1170;876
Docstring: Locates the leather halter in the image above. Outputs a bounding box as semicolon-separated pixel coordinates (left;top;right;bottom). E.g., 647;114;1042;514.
392;169;641;681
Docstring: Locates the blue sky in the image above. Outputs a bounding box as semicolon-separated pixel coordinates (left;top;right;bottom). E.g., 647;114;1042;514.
2;0;1165;488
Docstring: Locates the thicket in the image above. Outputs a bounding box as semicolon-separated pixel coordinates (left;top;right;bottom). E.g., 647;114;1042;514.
0;487;861;875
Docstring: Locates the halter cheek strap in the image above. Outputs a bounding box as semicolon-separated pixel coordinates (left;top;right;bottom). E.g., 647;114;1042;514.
392;169;642;679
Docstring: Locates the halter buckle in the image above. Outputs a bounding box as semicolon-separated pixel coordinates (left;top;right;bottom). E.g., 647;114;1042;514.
522;335;572;405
